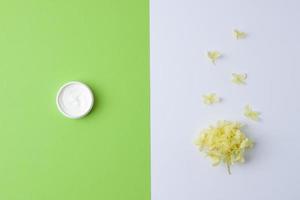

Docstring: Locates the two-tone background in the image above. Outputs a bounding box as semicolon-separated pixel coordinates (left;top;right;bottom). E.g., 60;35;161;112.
1;0;300;200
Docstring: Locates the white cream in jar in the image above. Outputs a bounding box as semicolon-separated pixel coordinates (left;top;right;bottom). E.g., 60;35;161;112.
56;81;94;119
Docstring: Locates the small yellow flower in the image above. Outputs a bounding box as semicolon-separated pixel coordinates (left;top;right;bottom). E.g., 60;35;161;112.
202;93;220;105
207;51;221;64
244;105;260;121
194;121;254;174
231;73;247;85
233;29;247;39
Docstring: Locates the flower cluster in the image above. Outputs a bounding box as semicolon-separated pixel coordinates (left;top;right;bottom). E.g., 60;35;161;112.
195;121;253;174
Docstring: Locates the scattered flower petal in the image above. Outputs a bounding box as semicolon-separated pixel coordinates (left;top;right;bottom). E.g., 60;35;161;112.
207;51;221;64
232;73;247;85
244;105;260;121
202;93;220;105
234;29;247;39
194;120;254;174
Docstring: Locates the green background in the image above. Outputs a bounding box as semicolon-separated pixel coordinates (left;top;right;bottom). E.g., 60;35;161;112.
0;0;149;199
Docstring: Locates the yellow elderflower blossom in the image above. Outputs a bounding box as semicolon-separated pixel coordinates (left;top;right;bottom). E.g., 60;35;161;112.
244;105;260;121
233;29;247;39
207;51;221;64
231;73;247;85
202;93;220;105
194;121;253;174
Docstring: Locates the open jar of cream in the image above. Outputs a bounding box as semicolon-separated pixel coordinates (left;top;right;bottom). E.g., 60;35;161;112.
56;81;94;119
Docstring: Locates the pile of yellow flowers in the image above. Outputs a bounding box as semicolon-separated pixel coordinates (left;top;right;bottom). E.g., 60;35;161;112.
195;121;253;174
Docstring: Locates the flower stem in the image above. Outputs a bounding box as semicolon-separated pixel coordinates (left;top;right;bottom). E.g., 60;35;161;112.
227;163;231;175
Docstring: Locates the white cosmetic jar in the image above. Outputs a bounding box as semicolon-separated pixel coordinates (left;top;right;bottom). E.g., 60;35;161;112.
56;81;94;119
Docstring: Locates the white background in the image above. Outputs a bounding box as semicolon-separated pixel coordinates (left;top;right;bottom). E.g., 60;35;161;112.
150;0;300;199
